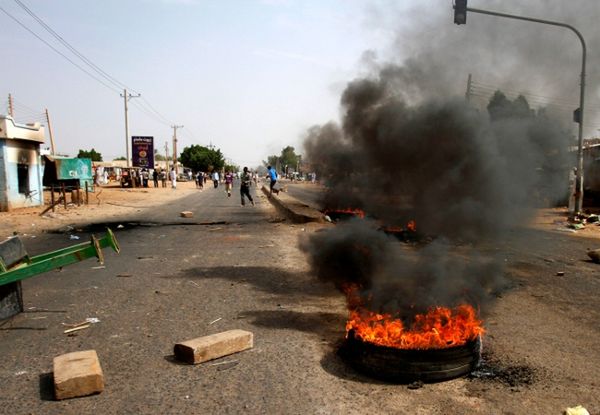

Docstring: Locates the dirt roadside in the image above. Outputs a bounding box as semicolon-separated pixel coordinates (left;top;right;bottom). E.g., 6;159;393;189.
0;180;204;238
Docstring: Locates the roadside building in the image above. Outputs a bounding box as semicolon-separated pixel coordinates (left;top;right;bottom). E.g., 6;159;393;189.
0;115;45;211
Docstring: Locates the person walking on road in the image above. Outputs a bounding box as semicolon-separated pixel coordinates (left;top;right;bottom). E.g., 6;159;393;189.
160;170;167;188
224;170;234;197
169;168;177;189
152;169;159;188
196;171;204;190
240;167;255;207
212;170;220;189
267;165;279;197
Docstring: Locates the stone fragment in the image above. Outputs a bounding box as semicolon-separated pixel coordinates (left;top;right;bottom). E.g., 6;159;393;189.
53;350;104;400
174;329;253;364
180;211;193;218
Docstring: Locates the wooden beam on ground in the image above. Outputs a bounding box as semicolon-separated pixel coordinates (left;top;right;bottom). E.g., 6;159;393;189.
53;350;104;400
174;329;253;364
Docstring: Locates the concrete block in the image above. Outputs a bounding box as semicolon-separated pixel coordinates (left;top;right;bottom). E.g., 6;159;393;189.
180;211;193;218
174;329;253;364
53;350;104;400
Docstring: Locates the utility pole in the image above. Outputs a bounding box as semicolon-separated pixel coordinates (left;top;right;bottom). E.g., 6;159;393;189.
120;89;141;167
164;141;170;172
465;73;473;102
453;1;587;213
45;109;56;155
171;125;183;175
8;93;14;117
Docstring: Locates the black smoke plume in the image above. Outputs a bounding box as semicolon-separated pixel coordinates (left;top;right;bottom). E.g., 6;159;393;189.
301;62;571;321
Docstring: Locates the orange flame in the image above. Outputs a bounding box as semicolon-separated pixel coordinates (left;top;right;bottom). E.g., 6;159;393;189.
343;285;484;350
381;220;417;234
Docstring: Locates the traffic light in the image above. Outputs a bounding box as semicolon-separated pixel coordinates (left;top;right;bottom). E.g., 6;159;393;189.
454;0;467;25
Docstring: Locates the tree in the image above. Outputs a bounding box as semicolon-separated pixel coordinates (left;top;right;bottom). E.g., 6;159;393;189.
280;146;300;172
263;155;279;168
487;91;533;121
78;148;102;161
224;162;240;173
179;145;225;172
263;146;301;173
113;156;126;161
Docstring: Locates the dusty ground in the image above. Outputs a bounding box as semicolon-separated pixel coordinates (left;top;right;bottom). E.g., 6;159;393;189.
0;180;206;238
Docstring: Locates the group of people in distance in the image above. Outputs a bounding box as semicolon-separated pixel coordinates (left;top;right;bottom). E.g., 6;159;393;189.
153;165;281;207
199;165;281;207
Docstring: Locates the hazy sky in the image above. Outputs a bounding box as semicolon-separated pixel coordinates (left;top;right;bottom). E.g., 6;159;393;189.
2;0;599;167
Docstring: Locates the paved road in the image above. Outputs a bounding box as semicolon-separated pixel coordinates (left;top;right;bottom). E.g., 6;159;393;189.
284;181;325;211
1;183;599;414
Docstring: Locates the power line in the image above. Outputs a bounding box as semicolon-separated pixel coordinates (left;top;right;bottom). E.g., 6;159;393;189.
470;80;600;112
0;4;120;94
13;0;137;94
3;1;179;130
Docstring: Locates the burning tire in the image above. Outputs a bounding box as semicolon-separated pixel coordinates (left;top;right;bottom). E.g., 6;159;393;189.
339;329;481;383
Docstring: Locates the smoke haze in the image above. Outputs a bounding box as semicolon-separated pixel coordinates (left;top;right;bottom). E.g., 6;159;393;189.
300;1;584;321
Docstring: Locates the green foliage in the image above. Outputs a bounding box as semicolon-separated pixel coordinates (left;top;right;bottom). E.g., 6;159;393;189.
77;148;102;161
263;155;279;168
179;145;225;172
487;91;533;121
263;146;301;172
224;163;240;173
113;156;126;161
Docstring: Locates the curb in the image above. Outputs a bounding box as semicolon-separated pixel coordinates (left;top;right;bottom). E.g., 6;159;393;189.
261;186;324;224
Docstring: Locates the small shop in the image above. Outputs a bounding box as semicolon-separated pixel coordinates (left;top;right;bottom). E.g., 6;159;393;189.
0;115;45;211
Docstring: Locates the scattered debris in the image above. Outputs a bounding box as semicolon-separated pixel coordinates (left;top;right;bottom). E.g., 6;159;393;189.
407;380;424;390
14;370;28;376
210;359;239;367
208;317;222;325
180;211;193;218
324;215;332;223
69;235;80;240
565;406;590;415
587;249;600;263
63;324;91;334
91;266;106;270
189;281;200;288
117;224;125;229
62;317;100;332
556;271;565;276
116;273;133;278
567;223;585;230
213;360;239;371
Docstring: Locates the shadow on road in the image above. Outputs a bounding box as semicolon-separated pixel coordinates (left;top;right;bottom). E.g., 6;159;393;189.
177;265;339;300
241;309;343;336
38;372;54;401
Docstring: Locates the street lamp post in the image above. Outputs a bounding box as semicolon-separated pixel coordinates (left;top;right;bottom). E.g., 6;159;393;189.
454;2;587;213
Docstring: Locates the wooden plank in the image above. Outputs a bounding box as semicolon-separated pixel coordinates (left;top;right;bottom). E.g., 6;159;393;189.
174;329;253;364
53;350;104;400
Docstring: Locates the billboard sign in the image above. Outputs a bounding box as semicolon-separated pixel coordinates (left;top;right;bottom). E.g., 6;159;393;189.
132;136;154;168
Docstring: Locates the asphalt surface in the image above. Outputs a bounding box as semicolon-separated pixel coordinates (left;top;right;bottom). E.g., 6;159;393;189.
1;182;599;414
